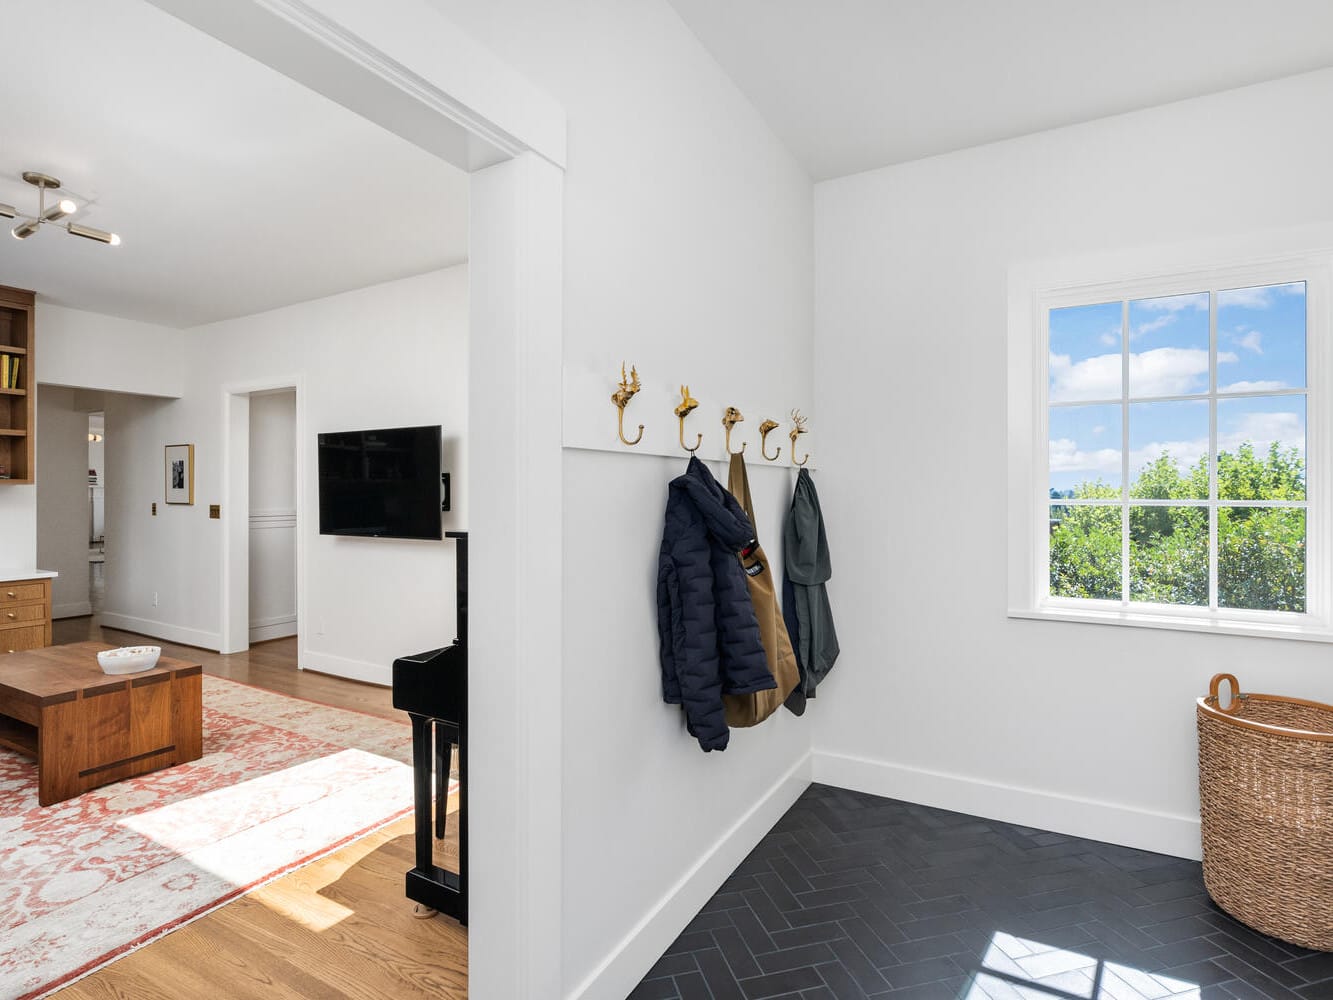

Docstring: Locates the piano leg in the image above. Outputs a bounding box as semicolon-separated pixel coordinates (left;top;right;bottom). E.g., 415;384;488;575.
410;712;435;887
434;720;447;840
458;706;468;925
405;711;463;920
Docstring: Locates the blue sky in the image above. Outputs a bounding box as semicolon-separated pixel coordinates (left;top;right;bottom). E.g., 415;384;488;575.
1049;283;1306;493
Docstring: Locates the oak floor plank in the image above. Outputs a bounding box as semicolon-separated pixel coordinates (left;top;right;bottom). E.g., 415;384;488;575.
48;620;467;999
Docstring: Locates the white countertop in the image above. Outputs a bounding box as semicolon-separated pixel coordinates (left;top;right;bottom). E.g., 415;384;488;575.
0;569;58;581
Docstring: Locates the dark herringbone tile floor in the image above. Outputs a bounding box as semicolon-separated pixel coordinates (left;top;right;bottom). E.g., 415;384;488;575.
630;784;1333;1000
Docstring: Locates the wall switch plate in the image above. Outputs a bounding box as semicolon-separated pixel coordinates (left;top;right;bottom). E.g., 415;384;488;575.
151;502;157;515
209;504;221;519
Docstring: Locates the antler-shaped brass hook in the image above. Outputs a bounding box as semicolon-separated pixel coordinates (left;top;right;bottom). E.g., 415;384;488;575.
789;409;810;467
759;419;781;462
675;385;702;452
722;406;746;455
611;362;643;446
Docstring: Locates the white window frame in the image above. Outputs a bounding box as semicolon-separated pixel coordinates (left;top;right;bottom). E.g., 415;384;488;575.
1008;247;1333;642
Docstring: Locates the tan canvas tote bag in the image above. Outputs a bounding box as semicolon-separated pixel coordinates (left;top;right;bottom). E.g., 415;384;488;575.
723;454;799;727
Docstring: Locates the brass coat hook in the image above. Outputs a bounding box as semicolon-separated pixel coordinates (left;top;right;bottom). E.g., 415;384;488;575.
722;406;746;455
611;362;643;446
675;385;702;452
759;419;781;461
789;409;810;467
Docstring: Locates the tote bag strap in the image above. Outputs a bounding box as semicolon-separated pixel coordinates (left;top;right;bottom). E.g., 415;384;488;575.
727;453;757;534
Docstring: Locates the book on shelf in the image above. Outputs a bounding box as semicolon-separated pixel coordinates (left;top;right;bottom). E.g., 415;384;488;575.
0;354;18;389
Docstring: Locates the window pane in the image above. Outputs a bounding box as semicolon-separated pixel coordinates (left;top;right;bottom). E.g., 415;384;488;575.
1128;292;1209;398
1129;506;1208;606
1049;301;1121;402
1049;404;1121;497
1050;504;1121;600
1219;507;1306;612
1217;396;1305;500
1128;400;1208;500
1218;282;1306;393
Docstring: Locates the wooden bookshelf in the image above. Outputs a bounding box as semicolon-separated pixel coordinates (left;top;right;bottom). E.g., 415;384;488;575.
0;287;34;484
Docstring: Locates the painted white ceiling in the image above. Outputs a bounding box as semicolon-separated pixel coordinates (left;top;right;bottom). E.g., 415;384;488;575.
667;0;1333;180
0;0;468;328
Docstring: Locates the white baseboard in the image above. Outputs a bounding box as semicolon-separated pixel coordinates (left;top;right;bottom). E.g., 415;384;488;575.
299;647;391;686
98;612;221;652
249;615;297;643
813;750;1201;862
52;601;93;620
567;752;813;1000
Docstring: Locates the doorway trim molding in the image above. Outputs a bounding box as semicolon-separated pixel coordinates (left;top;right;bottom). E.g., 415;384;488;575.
147;2;569;995
220;375;305;659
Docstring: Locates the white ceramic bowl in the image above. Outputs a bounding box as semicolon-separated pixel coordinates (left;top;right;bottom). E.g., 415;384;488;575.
97;645;162;675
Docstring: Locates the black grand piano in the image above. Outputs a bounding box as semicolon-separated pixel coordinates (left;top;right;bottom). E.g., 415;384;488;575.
391;530;468;923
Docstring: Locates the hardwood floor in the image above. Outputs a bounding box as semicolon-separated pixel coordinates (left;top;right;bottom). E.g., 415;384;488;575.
51;619;400;721
46;619;467;999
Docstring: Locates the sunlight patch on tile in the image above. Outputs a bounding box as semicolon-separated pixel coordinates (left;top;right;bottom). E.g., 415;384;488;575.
967;932;1201;1000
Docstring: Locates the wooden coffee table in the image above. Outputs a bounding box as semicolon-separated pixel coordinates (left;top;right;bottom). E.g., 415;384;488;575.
0;641;203;806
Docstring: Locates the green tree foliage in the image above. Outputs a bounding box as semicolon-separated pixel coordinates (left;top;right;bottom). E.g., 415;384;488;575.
1050;444;1305;612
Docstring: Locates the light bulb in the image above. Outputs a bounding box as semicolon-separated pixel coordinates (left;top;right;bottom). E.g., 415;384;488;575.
41;199;77;222
108;233;121;247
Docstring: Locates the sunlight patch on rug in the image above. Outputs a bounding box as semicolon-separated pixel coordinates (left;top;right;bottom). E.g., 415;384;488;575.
0;676;448;1000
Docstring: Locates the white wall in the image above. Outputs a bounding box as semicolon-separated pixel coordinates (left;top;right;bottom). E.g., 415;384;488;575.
0;307;181;572
248;389;297;642
101;267;468;678
812;68;1333;860
34;386;91;617
428;2;814;995
38;304;185;398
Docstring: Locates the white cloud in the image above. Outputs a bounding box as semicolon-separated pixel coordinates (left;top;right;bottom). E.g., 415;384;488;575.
1130;347;1235;397
1049;351;1119;401
1050;347;1240;401
1052;410;1304;480
1237;330;1263;354
1128;439;1208;476
1218;282;1304;310
1126;413;1303;477
1134;293;1208;313
1091;425;1106;435
1222;410;1304;454
1049;437;1120;475
1131;312;1177;339
1219;379;1287;393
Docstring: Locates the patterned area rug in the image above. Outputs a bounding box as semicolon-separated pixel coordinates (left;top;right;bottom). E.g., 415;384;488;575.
0;676;448;1000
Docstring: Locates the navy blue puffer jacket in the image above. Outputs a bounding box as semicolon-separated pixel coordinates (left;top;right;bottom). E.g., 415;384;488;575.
657;457;775;751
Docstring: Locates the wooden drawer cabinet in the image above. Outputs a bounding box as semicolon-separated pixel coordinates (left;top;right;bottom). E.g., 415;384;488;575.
1;603;44;624
1;625;45;653
0;582;44;605
0;577;50;652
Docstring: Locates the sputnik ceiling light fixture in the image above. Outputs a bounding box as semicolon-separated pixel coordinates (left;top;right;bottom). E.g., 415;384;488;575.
0;171;120;247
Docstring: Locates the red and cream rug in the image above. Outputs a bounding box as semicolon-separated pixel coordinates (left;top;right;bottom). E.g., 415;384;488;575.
0;675;449;1000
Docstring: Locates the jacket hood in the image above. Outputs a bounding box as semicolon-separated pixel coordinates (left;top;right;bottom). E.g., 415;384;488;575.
671;456;755;550
785;468;832;585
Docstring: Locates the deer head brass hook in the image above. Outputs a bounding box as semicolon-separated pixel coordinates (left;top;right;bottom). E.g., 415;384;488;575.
611;362;643;446
675;385;702;452
789;409;810;467
759;419;781;461
722;406;746;455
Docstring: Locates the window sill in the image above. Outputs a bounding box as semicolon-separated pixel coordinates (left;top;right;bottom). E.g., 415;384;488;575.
1008;605;1333;643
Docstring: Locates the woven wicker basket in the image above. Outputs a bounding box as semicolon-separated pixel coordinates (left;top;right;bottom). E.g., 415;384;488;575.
1197;672;1333;951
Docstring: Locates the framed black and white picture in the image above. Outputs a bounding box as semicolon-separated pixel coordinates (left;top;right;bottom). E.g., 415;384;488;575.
165;444;194;505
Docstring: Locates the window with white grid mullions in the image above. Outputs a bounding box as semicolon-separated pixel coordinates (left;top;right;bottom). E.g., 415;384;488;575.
1046;281;1308;614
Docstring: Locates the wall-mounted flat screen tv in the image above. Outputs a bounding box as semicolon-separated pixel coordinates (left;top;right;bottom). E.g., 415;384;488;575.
318;424;443;540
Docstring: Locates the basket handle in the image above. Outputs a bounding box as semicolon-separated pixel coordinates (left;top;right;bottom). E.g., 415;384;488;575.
1208;673;1242;713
